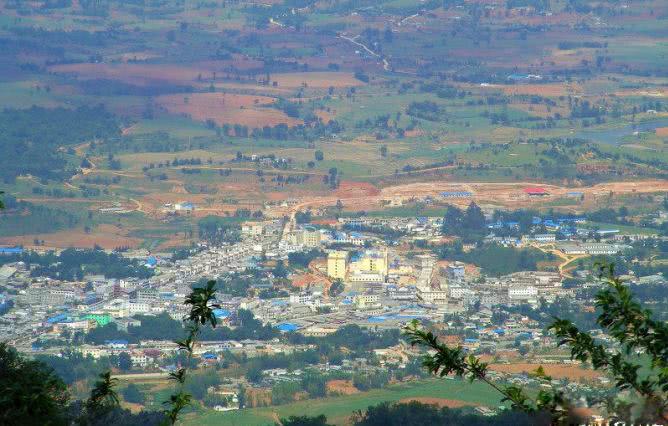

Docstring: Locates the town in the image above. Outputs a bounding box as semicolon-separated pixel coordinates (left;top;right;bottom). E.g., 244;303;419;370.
2;188;667;419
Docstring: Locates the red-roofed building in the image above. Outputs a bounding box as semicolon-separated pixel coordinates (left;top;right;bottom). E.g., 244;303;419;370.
524;187;549;196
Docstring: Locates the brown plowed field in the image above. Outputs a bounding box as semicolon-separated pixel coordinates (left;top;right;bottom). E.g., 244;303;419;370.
489;363;601;381
0;224;142;250
155;92;301;127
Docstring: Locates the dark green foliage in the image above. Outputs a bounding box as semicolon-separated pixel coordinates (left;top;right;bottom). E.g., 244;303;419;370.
245;364;264;384
200;308;279;341
278;414;333;426
441;202;487;242
0;105;119;183
184;370;221;400
0;343;164;425
85;313;185;345
2;248;153;280
407;264;668;424
549;264;668;422
273;260;288;278
405;321;568;421
353;401;550;426
129;313;184;341
0;343;70;425
438;241;552;276
85;371;119;417
35;351;113;385
406;101;442;121
271;381;302;405
118;352;132;372
0;196;80;236
197;216;242;245
328;278;345;297
288;249;323;269
122;384;145;405
352;371;390;391
286;324;400;358
164;280;219;424
295;210;312;223
300;372;328;398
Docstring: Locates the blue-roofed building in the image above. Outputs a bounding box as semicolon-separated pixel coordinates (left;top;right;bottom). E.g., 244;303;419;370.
441;191;472;198
333;231;347;241
0;247;23;255
276;323;299;332
46;313;69;324
213;308;231;319
145;256;158;268
159;292;175;301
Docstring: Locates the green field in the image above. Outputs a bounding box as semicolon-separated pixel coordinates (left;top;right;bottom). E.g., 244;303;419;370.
185;379;504;426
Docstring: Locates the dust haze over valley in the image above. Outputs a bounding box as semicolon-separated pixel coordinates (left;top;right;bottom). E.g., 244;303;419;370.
2;0;668;425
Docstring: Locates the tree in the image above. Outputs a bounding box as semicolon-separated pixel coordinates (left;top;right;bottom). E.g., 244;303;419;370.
314;150;324;161
352;400;544;426
245;365;263;384
0;343;70;425
118;352;132;372
278;415;332;426
380;145;388;158
122;384;145;405
329;279;345;297
550;264;668;423
464;202;486;231
163;280;219;424
406;263;668;424
83;371;120;421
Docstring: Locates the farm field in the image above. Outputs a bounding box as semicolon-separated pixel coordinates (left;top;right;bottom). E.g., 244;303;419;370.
184;379;504;426
1;0;668;248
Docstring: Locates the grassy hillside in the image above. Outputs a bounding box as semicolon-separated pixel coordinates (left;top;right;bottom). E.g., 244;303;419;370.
185;379;504;426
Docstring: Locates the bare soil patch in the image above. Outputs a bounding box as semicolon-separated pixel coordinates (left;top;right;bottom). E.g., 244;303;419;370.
326;380;359;396
0;224;142;250
335;181;380;198
155;92;301;127
489;363;601;381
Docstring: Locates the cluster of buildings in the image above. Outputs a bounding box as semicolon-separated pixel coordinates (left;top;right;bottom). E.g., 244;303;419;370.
1;196;666;411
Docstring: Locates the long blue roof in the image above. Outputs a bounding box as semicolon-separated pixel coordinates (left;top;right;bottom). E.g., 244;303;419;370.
0;247;23;254
276;323;299;332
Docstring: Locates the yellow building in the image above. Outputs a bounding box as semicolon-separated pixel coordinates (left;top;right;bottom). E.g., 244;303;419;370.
299;229;321;248
327;250;348;280
350;249;388;277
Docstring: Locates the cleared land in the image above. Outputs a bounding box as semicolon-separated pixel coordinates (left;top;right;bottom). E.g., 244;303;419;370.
155;92;301;127
489;363;602;382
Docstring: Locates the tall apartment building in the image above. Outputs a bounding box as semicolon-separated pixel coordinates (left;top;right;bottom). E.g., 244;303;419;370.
327;250;348;280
